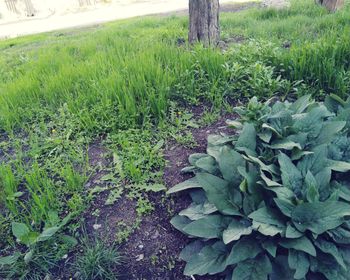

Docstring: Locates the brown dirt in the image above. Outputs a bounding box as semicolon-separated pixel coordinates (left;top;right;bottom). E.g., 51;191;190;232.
0;133;12;164
78;109;237;280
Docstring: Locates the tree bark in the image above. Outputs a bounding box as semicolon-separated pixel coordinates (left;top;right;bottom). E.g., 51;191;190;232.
316;0;344;11
189;0;220;46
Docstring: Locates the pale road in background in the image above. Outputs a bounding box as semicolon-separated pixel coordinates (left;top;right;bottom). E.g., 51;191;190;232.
0;0;255;39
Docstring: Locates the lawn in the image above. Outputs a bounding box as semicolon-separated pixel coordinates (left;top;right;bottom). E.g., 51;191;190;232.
1;0;350;279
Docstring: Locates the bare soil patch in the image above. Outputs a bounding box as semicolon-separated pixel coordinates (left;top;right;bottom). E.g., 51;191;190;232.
79;110;237;279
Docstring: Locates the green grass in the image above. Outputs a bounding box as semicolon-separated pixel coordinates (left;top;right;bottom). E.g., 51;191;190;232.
0;0;349;132
73;234;122;280
1;0;350;278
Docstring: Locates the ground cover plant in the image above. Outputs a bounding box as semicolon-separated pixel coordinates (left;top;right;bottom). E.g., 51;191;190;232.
169;95;350;279
0;0;350;278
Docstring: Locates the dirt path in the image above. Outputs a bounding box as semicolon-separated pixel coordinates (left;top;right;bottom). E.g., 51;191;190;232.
263;0;289;8
0;0;253;40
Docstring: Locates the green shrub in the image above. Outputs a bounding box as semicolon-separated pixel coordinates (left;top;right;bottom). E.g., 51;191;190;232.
169;95;350;279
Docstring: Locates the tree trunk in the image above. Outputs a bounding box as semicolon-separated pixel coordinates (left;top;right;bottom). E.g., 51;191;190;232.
189;0;220;46
316;0;344;11
24;0;35;17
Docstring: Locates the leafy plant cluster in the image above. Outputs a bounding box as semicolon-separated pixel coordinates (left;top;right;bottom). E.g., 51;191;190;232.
169;95;350;280
172;50;297;107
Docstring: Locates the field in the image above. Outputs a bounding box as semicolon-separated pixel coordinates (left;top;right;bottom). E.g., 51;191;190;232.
1;0;350;279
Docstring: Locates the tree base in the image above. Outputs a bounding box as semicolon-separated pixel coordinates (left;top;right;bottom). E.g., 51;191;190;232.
317;0;344;11
188;0;220;46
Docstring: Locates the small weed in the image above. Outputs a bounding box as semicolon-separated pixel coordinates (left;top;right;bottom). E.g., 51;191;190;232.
106;129;165;184
198;109;220;126
136;197;154;216
115;220;140;244
73;235;122;280
150;255;159;266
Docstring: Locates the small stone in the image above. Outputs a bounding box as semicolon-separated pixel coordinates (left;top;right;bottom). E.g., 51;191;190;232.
138;244;144;249
93;224;102;230
62;254;68;259
152;230;160;239
136;254;144;261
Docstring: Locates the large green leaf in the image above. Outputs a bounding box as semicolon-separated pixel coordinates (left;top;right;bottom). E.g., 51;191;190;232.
267;187;295;200
274;198;295;217
285;224;303;238
190;189;207;204
182;215;227;239
12;222;30;241
11;222;39;246
248;207;285;228
315;167;332;201
242;192;261;216
328;135;350;162
195;156;218;174
314;238;346;269
252;222;283;236
238;165;259;193
314;121;346;146
310;254;348;280
37;226;60;242
245;155;279;176
231;255;272;280
291;148;313;160
270;139;302;150
324;94;347;113
304;171;320;203
297;145;328;176
278;152;303;195
180;241;204;262
336;182;350;202
288;249;310;279
24;250;34;264
0;253;21;266
270;256;295;280
262;240;277;257
189;153;210;165
280;236;317;257
291;201;350;234
328;226;350;245
207;135;235;161
267;109;293;137
260;171;282;187
258;129;272;143
184;242;228;276
170;216;191;233
226;238;262;265
293;105;332;140
179;201;217;220
167;177;202;194
261;123;282;138
327;159;350;172
289;94;313;114
222;220;252;244
197;173;242;216
217;146;244;185
236;123;256;151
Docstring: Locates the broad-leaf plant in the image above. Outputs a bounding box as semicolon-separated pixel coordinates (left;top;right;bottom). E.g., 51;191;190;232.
168;95;350;280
